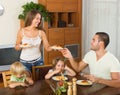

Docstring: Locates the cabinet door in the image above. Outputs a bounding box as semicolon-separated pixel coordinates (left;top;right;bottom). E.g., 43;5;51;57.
46;0;62;12
48;28;64;64
48;28;64;45
65;28;81;44
48;51;63;64
63;0;78;12
46;0;77;12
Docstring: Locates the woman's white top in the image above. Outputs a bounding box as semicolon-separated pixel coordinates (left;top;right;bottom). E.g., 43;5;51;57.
20;30;42;61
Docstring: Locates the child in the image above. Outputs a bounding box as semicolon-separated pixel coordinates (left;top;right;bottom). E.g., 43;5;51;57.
9;61;34;88
45;57;76;79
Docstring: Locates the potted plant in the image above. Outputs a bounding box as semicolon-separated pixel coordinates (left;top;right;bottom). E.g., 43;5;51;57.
18;1;50;22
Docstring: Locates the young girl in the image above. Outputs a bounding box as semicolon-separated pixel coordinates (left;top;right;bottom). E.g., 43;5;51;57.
9;61;34;88
45;57;76;79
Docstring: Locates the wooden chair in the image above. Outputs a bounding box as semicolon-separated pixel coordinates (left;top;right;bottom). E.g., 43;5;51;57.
32;65;52;81
2;70;11;87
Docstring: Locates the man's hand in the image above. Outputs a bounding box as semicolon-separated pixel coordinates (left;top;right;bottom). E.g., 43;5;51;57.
60;48;73;59
84;74;99;83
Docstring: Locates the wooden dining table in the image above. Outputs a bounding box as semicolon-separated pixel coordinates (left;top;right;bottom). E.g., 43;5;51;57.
0;75;120;95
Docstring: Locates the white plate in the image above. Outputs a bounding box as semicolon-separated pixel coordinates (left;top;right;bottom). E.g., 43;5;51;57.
76;80;92;86
51;46;63;50
52;76;68;81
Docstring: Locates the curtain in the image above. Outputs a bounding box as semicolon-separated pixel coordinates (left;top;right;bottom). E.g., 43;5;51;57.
82;0;120;61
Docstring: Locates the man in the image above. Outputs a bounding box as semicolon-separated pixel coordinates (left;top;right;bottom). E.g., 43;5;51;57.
61;32;120;88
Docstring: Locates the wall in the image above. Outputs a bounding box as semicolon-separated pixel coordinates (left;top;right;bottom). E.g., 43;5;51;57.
82;0;120;61
0;0;37;47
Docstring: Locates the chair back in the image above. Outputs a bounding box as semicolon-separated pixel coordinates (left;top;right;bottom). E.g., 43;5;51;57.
32;65;52;81
2;70;11;87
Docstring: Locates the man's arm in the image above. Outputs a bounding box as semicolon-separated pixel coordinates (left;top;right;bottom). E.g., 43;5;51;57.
97;72;120;88
69;58;88;72
85;72;120;88
61;48;88;72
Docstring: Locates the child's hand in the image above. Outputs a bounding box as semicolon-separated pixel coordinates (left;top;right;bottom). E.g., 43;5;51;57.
29;81;34;85
25;77;34;85
54;69;61;74
64;65;68;70
20;82;29;87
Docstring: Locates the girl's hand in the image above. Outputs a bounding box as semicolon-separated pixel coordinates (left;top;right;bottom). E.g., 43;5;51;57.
64;65;68;70
54;69;62;74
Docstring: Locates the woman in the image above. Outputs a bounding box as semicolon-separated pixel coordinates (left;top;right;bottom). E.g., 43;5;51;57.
15;10;53;72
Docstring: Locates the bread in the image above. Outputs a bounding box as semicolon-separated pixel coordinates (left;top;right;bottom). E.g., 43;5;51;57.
51;45;63;50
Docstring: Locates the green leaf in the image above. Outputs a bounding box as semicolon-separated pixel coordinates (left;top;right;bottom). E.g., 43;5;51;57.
18;1;50;21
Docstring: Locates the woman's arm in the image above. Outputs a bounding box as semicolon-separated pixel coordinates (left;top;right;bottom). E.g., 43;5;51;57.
65;65;76;76
15;29;22;50
41;30;52;51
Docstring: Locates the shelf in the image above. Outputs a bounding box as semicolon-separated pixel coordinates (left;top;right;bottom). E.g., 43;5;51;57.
49;12;78;28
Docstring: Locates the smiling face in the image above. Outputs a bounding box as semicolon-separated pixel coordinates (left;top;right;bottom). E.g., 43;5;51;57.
31;13;41;27
25;10;42;28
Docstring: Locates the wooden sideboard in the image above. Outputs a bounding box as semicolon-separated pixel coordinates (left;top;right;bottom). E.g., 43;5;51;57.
38;0;82;65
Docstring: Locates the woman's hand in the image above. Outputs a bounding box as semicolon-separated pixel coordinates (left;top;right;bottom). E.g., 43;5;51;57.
15;44;22;50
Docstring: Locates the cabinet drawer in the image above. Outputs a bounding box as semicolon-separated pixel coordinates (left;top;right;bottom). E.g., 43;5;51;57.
46;0;77;12
48;29;64;45
46;1;62;12
63;0;78;12
47;0;62;2
65;28;80;44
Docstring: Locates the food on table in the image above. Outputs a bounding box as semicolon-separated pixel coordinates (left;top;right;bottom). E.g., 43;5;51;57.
56;76;66;80
52;76;68;81
81;80;91;85
76;80;93;86
57;80;67;93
